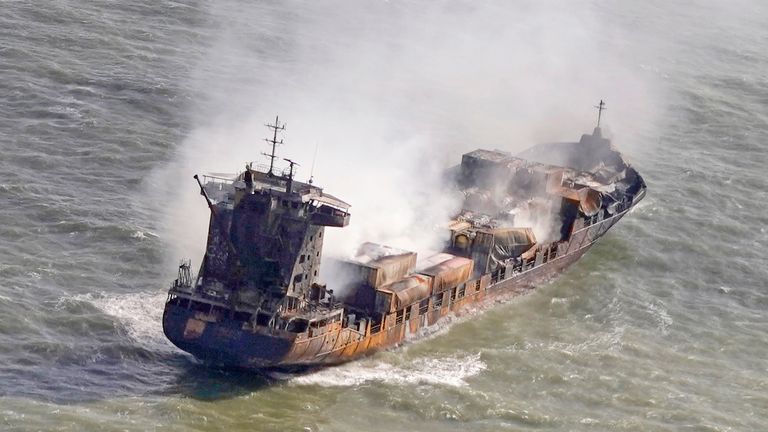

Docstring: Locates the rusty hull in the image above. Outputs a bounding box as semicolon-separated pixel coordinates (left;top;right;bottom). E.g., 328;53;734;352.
162;200;639;369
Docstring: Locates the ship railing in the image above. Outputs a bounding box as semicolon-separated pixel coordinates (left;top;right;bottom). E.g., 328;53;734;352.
491;268;503;284
583;199;633;227
394;309;405;325
370;323;382;334
418;299;429;315
584;213;603;228
169;281;194;293
255;163;287;174
481;198;642;289
253;163;268;172
201;174;235;187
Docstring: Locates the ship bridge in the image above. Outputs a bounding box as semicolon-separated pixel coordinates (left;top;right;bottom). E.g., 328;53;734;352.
198;170;351;228
183;116;353;322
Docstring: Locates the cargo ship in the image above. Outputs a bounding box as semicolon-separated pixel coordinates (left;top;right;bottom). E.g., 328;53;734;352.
162;106;646;369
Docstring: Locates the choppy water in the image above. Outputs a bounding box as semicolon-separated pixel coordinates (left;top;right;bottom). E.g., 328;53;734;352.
1;1;767;431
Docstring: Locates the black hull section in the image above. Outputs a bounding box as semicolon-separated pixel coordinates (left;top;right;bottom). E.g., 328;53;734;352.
163;304;295;368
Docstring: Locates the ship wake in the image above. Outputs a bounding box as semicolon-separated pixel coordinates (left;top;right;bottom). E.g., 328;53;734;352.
286;352;486;388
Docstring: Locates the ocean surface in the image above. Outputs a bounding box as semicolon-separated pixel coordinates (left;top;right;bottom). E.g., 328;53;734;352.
1;1;767;431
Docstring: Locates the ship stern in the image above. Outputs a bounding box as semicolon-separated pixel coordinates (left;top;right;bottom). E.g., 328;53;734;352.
162;298;296;369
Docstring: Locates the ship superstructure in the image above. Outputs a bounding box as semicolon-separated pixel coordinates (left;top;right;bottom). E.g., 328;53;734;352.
163;107;646;369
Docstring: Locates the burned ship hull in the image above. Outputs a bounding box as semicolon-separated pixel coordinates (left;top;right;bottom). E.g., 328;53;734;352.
163;124;646;369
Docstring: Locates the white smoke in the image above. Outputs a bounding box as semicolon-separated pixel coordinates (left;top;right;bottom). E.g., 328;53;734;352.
147;0;664;270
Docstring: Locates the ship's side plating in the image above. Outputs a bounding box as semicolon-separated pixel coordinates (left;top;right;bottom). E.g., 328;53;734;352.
162;124;646;369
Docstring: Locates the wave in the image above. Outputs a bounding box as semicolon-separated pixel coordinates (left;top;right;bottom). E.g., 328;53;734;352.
646;300;673;335
288;352;486;388
61;291;176;354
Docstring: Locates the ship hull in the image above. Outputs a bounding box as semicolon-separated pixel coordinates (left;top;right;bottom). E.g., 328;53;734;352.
163;203;635;370
163;303;298;368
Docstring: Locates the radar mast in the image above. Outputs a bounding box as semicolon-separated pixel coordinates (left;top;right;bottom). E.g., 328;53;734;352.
263;115;286;176
594;99;607;128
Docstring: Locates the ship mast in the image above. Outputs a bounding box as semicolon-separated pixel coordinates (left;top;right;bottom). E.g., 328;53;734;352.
283;158;299;194
263;115;286;176
594;99;607;128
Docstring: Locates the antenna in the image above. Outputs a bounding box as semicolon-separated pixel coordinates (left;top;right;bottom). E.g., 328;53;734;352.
308;142;319;185
283;158;300;194
263;115;286;176
283;158;300;179
594;99;607;128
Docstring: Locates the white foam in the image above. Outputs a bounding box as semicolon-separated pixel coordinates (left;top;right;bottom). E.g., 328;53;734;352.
580;418;600;425
547;324;627;356
404;314;457;343
65;291;176;353
129;229;158;240
646;300;673;335
290;352;486;388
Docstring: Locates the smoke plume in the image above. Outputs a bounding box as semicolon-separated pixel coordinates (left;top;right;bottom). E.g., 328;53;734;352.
147;0;663;273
